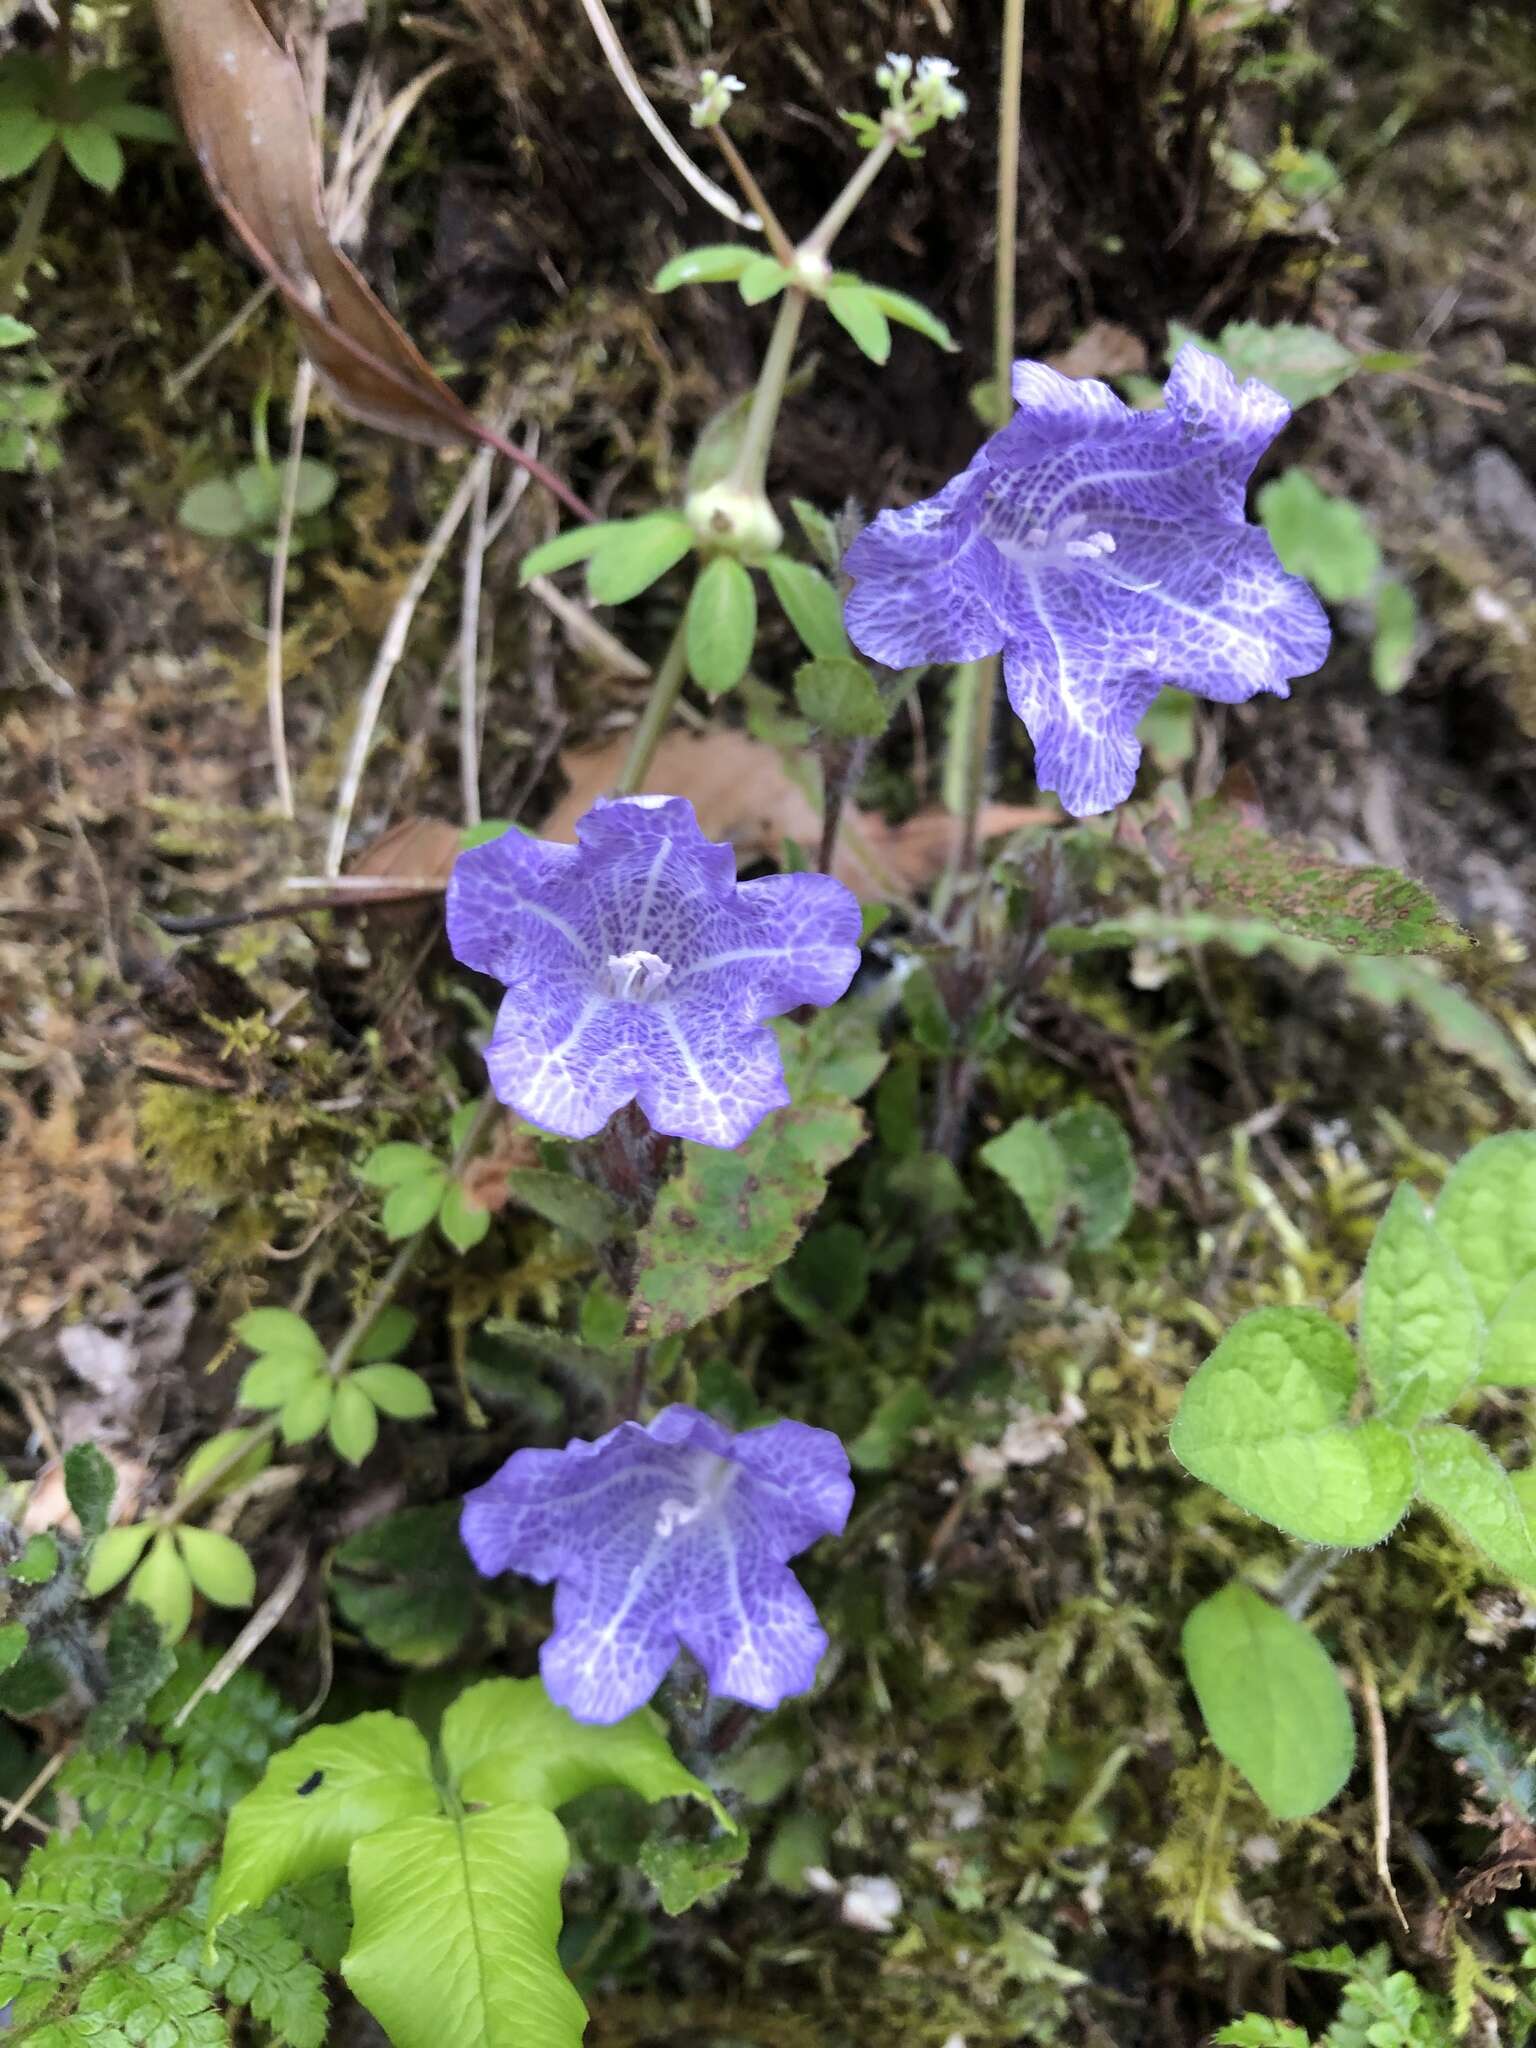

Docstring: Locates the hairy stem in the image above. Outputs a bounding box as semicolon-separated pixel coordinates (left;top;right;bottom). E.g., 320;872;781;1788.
0;144;62;324
801;135;895;259
616;617;690;796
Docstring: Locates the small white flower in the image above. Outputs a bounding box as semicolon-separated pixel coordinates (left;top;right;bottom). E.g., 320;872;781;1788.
690;69;746;129
840;1875;903;1933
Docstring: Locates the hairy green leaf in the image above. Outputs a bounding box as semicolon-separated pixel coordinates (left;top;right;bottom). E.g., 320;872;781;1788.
504;1167;626;1245
65;1442;118;1539
629;1099;866;1337
332;1505;478;1668
765;555;850;658
1483;1270;1536;1386
793;655;889;738
1170;1307;1415;1546
1359;1184;1481;1423
1050;1102;1135;1250
686;555;757;695
585;512;694;606
1413;1424;1536;1588
1434;1132;1536;1321
1259;469;1380;602
1169;318;1358;408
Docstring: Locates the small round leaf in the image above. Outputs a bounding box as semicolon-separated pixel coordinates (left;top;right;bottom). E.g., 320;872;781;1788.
177;1526;256;1609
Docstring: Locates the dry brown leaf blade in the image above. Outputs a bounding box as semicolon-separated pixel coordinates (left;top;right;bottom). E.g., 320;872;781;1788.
151;0;591;519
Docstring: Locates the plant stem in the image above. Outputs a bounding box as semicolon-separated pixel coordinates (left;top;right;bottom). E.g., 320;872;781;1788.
953;0;1027;877
0;145;62;323
616;616;690;796
265;358;315;822
724;286;807;499
1277;1546;1343;1620
802;136;896;259
712;127;795;268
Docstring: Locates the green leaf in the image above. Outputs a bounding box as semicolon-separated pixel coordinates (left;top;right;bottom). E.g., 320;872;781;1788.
179;1426;274;1497
84;1599;176;1750
1050;1102;1135;1250
979;1117;1068;1244
790;498;842;574
332;1505;478;1668
129;1530;196;1642
847;1380;930;1474
235;1308;326;1362
359;1140;441;1188
85;1520;154;1594
1371;580;1417;694
1483;1270;1536;1386
351;1365;434;1420
239;1352;322;1409
1212;2021;1311;2047
0;1620;28;1674
653;244;761;290
585;511;695;605
1169;318;1359;409
685;556;757;695
59;118;123;189
793;655;888;738
0;111;56;181
1170;1306;1416;1547
178;476;253;538
518;520;632;583
329;1381;380;1465
342;1807;586;2048
737;256;790;305
764;555;850;658
856;283;955;351
1137;687;1197;769
213;1713;439;1932
775;1220;870;1325
234;462;281;526
96;100;179;143
504;1167;625;1245
438;1178;492;1252
826;284;891;365
9;1532;58;1584
629;1099;867;1338
281;1376;335;1445
290;457;338;517
1434;1133;1536;1321
177;1527;256;1608
1359;1185;1482;1423
64;1442;117;1538
1182;1583;1355;1819
383;1171;448;1239
638;1829;749;1913
354;1305;418;1364
0;315;36;347
1414;1424;1536;1588
1175;798;1467;956
1258;469;1380;602
443;1676;734;1827
777;1008;887;1103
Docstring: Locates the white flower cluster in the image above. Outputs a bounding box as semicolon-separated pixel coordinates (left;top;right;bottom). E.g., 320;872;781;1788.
689;67;746;130
875;51;966;124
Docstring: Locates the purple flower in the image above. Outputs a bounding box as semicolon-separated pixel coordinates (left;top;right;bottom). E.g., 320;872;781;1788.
461;1406;854;1723
843;344;1330;818
446;796;861;1147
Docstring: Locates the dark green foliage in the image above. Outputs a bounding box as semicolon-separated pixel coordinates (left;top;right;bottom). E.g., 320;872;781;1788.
0;1654;331;2047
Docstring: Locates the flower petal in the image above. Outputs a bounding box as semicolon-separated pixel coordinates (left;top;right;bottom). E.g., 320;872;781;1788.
634;1006;791;1148
1002;606;1162;818
460;1423;678;1582
671;873;862;1015
483;985;646;1139
844;529;1010;669
446;831;591;982
1009;358;1135;438
1164;342;1292;487
677;1526;830;1711
730;1419;854;1555
1084;515;1331;702
541;1552;683;1723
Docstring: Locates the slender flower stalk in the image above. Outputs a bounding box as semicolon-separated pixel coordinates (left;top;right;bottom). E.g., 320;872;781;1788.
617;617;691;796
722;288;808;502
801;135;896;260
955;0;1027;873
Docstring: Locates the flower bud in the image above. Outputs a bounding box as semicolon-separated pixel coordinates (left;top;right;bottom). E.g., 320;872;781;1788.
684;480;784;561
690;68;746;130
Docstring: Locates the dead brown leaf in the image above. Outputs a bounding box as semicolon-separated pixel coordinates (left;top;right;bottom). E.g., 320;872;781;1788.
542;730;1055;899
151;0;590;519
1047;321;1149;382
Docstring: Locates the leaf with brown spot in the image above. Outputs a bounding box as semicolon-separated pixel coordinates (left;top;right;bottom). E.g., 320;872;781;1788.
150;0;589;518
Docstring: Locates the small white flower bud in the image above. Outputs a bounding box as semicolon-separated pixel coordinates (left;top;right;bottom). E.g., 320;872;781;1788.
690;69;746;130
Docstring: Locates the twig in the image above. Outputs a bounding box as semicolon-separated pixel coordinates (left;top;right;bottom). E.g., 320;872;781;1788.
711;126;794;266
0;1745;69;1835
527;575;650;678
1358;1651;1409;1932
265;357;315;820
576;0;761;231
170;1547;310;1730
458;447;494;827
325;428;508;874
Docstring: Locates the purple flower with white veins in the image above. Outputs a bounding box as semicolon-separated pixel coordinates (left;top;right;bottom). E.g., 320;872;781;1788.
843;343;1330;818
446;796;861;1147
461;1406;854;1723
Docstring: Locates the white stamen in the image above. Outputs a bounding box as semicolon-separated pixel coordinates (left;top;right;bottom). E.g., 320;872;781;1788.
602;949;673;1002
652;1452;739;1537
